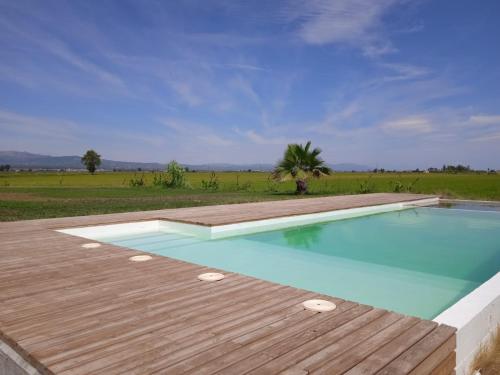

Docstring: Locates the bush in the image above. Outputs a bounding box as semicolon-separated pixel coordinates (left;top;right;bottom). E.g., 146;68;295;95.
201;171;219;191
165;161;190;188
129;173;145;187
391;176;419;193
152;172;168;187
358;177;375;194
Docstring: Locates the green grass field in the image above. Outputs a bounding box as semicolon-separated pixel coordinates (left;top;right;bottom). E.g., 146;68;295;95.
1;171;499;221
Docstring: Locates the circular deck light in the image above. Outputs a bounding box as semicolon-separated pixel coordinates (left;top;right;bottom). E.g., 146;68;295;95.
129;255;152;262
81;243;101;249
198;272;225;282
302;299;336;312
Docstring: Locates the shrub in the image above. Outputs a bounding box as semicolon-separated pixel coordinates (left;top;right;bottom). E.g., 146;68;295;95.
129;173;145;187
152;172;168;187
201;171;219;191
165;161;190;188
358;177;375;194
391;176;420;193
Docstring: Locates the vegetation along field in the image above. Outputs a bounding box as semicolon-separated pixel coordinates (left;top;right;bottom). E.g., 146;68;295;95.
0;171;499;221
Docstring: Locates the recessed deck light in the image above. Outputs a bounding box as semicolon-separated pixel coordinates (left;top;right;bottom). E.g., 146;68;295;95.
302;299;336;312
129;255;152;262
81;243;101;248
198;272;225;281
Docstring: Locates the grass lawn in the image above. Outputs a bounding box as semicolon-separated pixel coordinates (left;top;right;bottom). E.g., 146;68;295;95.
1;171;499;221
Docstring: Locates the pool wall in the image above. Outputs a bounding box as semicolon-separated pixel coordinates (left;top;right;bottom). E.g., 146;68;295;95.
0;339;39;375
434;272;500;375
58;198;438;240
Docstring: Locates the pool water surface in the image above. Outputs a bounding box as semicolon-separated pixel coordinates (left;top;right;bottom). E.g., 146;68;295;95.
95;207;500;319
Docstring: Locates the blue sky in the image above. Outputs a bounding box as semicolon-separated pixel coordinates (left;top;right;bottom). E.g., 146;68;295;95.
1;0;499;169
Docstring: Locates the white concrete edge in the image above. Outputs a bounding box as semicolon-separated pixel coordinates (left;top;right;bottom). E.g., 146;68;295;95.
433;272;500;375
0;339;40;375
56;198;439;241
206;197;439;239
440;198;500;205
56;220;161;240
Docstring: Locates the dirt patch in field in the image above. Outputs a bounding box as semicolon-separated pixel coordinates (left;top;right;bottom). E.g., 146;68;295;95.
0;192;47;201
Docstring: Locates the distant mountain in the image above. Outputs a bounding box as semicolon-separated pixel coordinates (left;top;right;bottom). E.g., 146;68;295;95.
0;151;372;172
0;151;164;170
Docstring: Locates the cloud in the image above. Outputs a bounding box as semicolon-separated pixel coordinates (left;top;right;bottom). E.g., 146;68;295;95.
161;117;233;146
229;76;261;106
282;0;399;56
168;81;204;107
222;63;268;72
237;129;299;145
376;63;431;83
469;115;500;126
380;116;434;135
43;39;125;88
470;132;500;142
0;14;127;92
196;134;233;146
0;109;80;140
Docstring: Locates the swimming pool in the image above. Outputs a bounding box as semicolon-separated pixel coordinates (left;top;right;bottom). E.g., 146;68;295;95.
63;206;500;320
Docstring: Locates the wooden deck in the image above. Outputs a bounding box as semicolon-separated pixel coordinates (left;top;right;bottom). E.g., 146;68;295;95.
0;193;456;374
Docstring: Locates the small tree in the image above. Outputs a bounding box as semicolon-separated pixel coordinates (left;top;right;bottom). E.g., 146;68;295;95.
81;150;101;174
273;141;332;194
166;160;189;188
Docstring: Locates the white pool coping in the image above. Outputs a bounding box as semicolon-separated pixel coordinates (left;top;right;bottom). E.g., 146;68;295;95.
57;197;439;241
0;338;40;375
434;272;500;375
55;196;500;374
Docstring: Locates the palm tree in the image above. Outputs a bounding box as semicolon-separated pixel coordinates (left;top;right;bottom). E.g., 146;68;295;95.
273;141;332;194
81;150;101;174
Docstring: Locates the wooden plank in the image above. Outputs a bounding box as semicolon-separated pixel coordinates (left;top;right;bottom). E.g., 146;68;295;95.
343;320;438;375
163;301;358;375
311;315;420;374
409;335;456;375
429;351;456;375
376;325;456;375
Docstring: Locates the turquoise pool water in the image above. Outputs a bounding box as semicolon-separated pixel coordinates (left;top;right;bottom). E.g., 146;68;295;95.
98;207;500;319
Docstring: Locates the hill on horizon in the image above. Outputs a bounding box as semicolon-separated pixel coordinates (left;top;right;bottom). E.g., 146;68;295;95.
0;151;373;172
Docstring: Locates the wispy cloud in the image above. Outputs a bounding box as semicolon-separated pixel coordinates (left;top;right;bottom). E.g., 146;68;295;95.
380;116;434;135
376;63;431;83
236;128;299;145
281;0;399;56
0;109;80;141
470;132;500;142
161;117;234;146
469;115;500;126
229;76;261;106
41;38;125;89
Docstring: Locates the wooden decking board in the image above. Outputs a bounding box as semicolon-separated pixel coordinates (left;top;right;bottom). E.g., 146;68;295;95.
68;291;316;375
376;325;456;375
267;310;400;374
32;276;268;359
24;276;263;353
7;262;212;331
0;193;456;374
429;351;456;375
312;316;421;374
408;335;456;375
99;294;343;375
172;302;361;375
164;301;357;374
47;281;292;368
343;319;438;375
